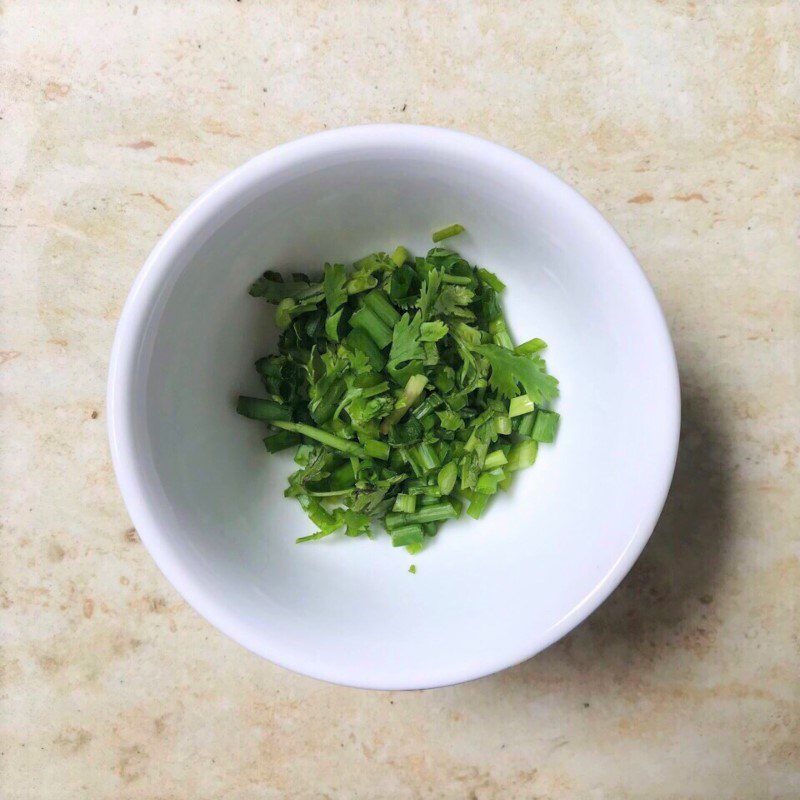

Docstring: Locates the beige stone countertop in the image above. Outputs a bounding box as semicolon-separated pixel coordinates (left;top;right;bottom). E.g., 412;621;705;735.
2;2;798;798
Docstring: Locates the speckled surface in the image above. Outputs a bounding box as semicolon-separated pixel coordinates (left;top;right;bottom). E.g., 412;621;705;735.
2;1;799;798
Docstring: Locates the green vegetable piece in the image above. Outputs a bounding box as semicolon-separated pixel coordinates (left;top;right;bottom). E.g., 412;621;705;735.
364;438;390;461
489;318;514;350
440;273;472;285
476;468;505;495
437;461;458;495
410;441;440;473
483;449;508;470
389;263;420;305
477;267;506;292
515;338;547;355
309;379;345;424
296;529;336;543
391;246;410;266
393;493;417;514
531;409;560;443
406;482;441;497
516;411;535;438
420;320;448;342
346;329;386;371
411;392;443;420
263;431;302;453
272;421;367;457
275;296;323;331
380;373;427;434
388;312;424;368
236;396;292;422
476;344;559;404
298;495;343;534
327;462;356;491
350;306;393;349
323;263;348;313
509;394;535;418
506;440;538;471
431;223;465;243
342;509;371;537
250;271;319;302
390;524;425;548
493;415;512;436
325;308;345;342
436;408;464;431
434;285;475;317
414;269;441;322
385;500;459;529
466;492;491;519
364;289;401;327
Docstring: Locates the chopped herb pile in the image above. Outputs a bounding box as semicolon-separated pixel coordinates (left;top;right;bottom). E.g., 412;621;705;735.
236;226;560;554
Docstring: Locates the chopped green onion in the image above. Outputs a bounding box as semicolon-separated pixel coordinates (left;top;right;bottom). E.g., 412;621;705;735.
391;245;410;266
406;481;442;497
509;394;535;418
350;306;393;349
236;396;292;422
515;338;548;355
263;431;302;453
440;273;472;285
385;500;459;529
392;493;417;513
477;268;505;292
364;438;390;460
483;449;508;470
493;415;512;436
476;468;505;495
506;440;538;471
516;412;535;438
390;524;424;548
431;223;465;243
466;492;491;519
489;318;513;350
532;409;560;443
410;442;440;473
380;374;427;434
363;289;401;327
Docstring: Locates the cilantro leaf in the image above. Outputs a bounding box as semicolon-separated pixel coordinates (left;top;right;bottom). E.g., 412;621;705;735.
420;320;448;342
434;285;475;317
388;312;424;367
250;270;321;303
475;344;560;403
416;269;442;321
323;263;347;313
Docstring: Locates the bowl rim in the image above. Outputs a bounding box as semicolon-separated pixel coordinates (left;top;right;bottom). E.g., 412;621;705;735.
108;123;681;689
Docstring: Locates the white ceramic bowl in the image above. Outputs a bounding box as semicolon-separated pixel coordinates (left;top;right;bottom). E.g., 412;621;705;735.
108;125;679;689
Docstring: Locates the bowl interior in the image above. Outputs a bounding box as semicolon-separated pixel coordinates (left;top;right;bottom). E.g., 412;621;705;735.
115;130;678;688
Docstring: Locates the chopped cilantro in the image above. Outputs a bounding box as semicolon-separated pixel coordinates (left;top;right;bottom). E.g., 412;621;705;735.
236;231;559;552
